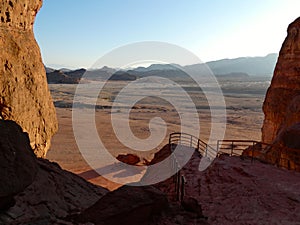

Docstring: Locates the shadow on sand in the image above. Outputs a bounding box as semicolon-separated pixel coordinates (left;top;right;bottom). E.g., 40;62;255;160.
78;162;145;180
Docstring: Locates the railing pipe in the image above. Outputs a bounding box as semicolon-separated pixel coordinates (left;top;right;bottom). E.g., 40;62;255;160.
180;176;186;202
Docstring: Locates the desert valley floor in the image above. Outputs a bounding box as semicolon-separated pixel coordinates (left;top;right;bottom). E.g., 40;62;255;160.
46;77;270;190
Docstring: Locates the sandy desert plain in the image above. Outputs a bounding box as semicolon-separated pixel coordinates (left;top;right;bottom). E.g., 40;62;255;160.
46;76;271;190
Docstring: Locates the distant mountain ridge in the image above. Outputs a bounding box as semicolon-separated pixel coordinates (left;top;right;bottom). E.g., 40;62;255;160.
45;54;278;83
207;53;278;76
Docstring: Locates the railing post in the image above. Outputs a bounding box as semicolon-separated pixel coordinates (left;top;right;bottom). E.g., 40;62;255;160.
231;141;234;156
180;175;186;202
176;170;181;201
251;141;255;163
172;156;176;182
197;139;200;151
179;133;181;145
174;170;178;193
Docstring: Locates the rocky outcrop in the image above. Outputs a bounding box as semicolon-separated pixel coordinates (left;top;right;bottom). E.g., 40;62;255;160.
0;120;108;224
197;155;300;225
261;17;300;170
262;17;300;144
141;144;300;224
263;123;300;171
0;0;58;157
0;120;38;211
74;186;169;225
46;70;80;84
109;71;137;81
0;158;108;224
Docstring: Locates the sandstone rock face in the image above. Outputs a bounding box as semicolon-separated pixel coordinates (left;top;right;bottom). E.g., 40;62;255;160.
263;123;300;171
0;120;37;210
262;17;300;144
279;123;300;149
0;0;58;157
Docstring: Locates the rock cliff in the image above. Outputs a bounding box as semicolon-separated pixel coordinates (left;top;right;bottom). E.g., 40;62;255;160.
261;17;300;170
262;17;300;144
0;0;57;157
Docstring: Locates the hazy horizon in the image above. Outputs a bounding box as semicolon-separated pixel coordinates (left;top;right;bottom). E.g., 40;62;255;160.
34;1;299;69
45;53;278;70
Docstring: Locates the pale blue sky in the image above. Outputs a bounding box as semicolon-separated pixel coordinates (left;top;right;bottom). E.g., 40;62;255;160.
34;0;300;69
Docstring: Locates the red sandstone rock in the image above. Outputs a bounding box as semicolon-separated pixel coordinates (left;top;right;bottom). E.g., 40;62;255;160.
0;0;58;157
196;155;300;225
261;17;300;169
262;17;300;144
145;145;300;224
278;122;300;149
263;123;300;171
117;153;140;165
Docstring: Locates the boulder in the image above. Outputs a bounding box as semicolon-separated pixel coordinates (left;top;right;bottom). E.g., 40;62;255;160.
0;158;108;224
181;196;205;218
0;120;108;224
0;0;58;157
262;17;300;144
0;120;38;210
279;123;300;149
116;153;140;165
263;123;300;171
74;186;169;225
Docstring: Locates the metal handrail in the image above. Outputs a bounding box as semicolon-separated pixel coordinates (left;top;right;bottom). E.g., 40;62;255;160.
169;132;217;158
217;139;300;171
169;132;218;202
217;140;260;159
169;133;300;202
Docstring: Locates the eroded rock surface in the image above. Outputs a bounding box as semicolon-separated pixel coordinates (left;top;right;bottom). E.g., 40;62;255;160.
0;0;58;157
262;17;300;144
261;17;300;169
0;159;108;224
0;120;37;211
145;146;300;224
197;155;300;225
263;123;300;171
75;186;169;225
0;120;108;224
